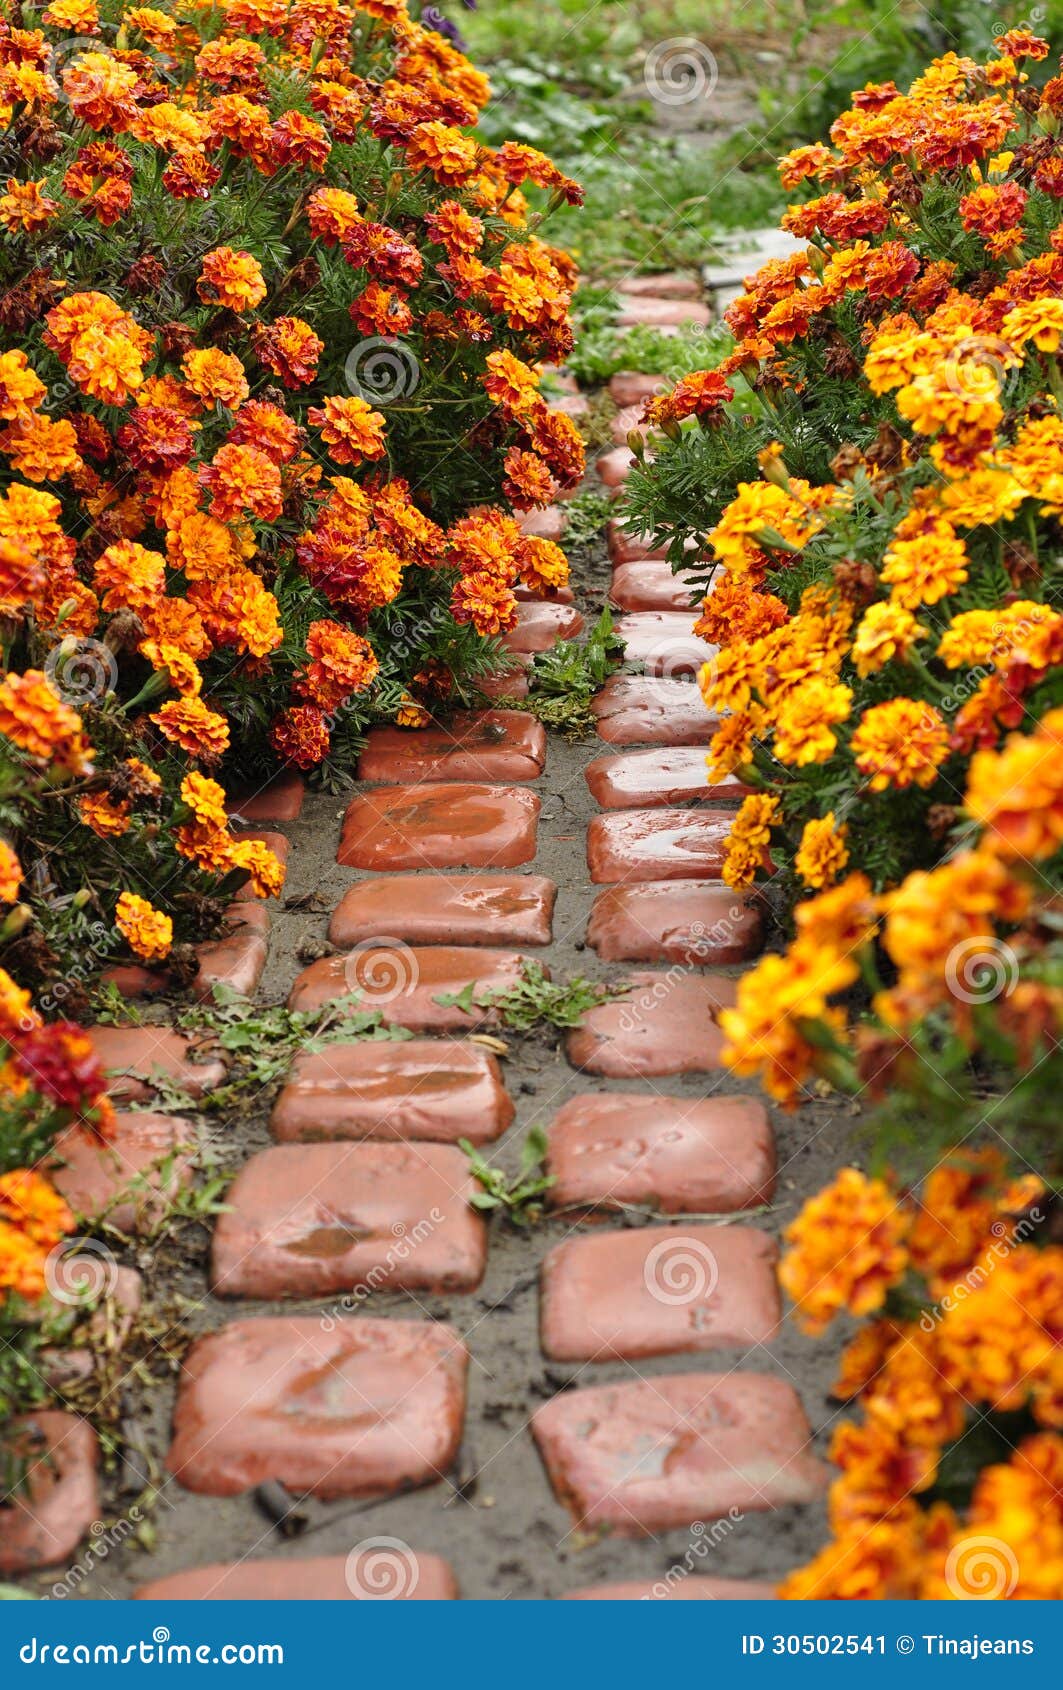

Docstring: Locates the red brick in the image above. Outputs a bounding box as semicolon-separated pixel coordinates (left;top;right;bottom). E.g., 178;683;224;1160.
39;1268;143;1391
233;829;289;902
606;520;667;564
611;403;647;445
610;561;700;613
564;1577;776;1600
608;371;666;407
518;505;566;542
330;873;555;948
212;1142;486;1299
597;445;637;488
230;768;305;824
50;1112;197;1233
616;612;716;677
514;583;575;605
553;391;589;418
337;783;540;871
587;809;736;883
545;1092;776;1215
194;903;269;999
0;1413;100;1574
592;675;715;746
618;273;703;301
357;711;545;784
585;747;748;809
502;601;584;655
565;970;736;1078
167;1316;467;1499
89;1026;227;1104
134;1553;458;1601
617;295;711;328
288;946;535;1030
540;1225;780;1361
587;882;762;965
478;665;530;701
271;1038;513;1146
533;1372;827;1534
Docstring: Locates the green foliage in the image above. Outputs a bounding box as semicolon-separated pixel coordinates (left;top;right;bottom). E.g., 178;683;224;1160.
435;960;626;1031
567;321;730;388
521;607;625;736
459;1125;555;1224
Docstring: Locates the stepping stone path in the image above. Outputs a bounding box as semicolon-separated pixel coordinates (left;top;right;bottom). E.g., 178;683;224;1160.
20;335;835;1600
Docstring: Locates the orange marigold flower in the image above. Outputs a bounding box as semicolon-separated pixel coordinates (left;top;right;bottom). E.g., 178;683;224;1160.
79;791;131;838
252;316;323;388
181;347;249;411
269;704;331;769
0;838;21;902
180;770;229;832
199;442;282;523
0;177;59;233
308;395;387;465
115;891;173;961
150;696;230;761
780;1168;910;1335
229;836;286;899
405;120;479;185
795;812;849;890
450;570;517;636
197;246;268;312
851;698;950;792
0;670;93;773
93;538;166;612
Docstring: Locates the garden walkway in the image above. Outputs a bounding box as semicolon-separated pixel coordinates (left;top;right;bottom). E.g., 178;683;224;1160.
6;277;849;1602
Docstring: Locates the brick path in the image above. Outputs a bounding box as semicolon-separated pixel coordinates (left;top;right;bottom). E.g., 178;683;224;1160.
3;279;845;1601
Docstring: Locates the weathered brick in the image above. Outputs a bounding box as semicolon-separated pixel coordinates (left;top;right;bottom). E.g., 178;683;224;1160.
337;783;540;871
502;601;584;655
545;1092;776;1215
606;520;667;564
357;711;545;784
615;612;716;677
566;970;736;1077
193;903;269;999
134;1553;458;1600
478;664;530;701
540;1225;780;1361
518;505;566;542
610;561;701;614
587;809;736;883
617;273;703;301
50;1112;197;1234
330;873;555;948
212;1142;486;1299
592;675;715;746
270;1038;513;1145
288;946;534;1030
608;371;666;407
586;882;762;965
617;295;711;328
597;446;637;488
533;1372;827;1534
88;1026;227;1104
0;1413;100;1575
167;1316;467;1498
563;1577;777;1600
611;403;647;444
585;746;747;809
230;768;304;824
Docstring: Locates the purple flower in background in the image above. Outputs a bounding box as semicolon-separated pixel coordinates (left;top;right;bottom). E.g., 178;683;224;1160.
422;5;467;48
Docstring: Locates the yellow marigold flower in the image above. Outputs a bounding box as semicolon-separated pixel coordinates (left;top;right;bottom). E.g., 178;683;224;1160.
0;671;93;774
851;698;949;791
718;951;849;1107
773;679;852;765
1002;297;1063;352
966;709;1063;859
115;891;173;962
852;601;926;676
935;466;1025;527
150;696;230;761
197;247;267;313
721;792;778;889
881;522;968;608
780;1167;910;1334
793;872;877;956
181;771;229;832
0;838;20;902
795;813;849;889
706;705;763;781
79;791;131;838
228;836;285;899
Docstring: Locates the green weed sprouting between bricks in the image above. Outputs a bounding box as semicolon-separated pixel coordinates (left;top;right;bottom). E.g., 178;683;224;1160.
491;608;625;738
435;960;628;1032
459;1126;555;1226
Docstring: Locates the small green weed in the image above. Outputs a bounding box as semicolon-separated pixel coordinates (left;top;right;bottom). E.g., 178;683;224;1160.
459;1126;555;1225
436;960;626;1032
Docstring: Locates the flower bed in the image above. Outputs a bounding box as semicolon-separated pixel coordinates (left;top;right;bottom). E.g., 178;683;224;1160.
629;28;1063;1598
